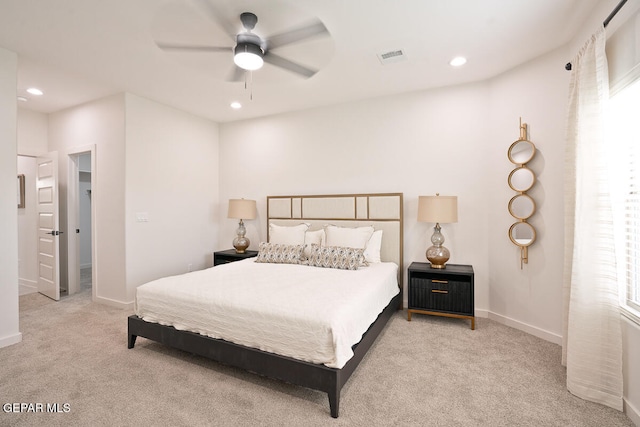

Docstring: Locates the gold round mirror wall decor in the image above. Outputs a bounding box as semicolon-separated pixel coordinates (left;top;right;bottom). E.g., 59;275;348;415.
508;194;536;220
508;167;536;192
508;139;536;165
508;118;537;268
509;221;536;247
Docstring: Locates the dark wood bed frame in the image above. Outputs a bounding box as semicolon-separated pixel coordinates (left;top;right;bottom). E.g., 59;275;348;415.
128;292;400;417
128;193;403;418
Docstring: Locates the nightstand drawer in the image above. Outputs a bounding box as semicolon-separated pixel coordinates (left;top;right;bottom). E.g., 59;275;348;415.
213;249;258;266
409;276;472;315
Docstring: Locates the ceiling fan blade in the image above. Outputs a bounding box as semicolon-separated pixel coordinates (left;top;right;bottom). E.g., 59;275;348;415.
263;52;317;78
227;66;245;82
189;0;238;41
266;20;328;50
156;42;232;53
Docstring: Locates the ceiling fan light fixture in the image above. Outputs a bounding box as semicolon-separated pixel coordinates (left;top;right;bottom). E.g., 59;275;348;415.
234;42;264;71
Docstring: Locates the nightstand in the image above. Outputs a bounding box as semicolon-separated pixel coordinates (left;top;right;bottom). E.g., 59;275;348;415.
407;262;475;330
213;249;259;266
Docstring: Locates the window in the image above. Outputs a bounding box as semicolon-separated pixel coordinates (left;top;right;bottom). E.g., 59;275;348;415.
608;77;640;317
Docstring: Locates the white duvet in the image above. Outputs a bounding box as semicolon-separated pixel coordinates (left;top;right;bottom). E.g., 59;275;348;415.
134;259;399;369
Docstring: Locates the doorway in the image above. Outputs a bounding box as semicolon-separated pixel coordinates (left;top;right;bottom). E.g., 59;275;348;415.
78;153;92;291
66;147;96;298
17;147;97;301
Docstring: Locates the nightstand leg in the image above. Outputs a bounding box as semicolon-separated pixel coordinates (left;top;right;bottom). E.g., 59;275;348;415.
407;310;412;321
471;317;475;330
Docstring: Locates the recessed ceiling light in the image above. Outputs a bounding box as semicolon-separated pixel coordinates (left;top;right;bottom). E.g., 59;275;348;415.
230;102;242;109
449;56;467;67
17;96;28;102
26;87;43;96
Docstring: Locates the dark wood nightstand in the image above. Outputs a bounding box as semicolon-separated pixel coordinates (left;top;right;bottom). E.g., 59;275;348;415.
407;262;475;329
213;249;259;266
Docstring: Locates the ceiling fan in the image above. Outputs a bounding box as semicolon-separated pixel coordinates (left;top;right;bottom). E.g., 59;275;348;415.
156;7;330;81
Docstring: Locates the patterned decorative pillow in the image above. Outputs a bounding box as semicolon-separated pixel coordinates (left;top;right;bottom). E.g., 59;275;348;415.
306;244;365;270
255;242;304;264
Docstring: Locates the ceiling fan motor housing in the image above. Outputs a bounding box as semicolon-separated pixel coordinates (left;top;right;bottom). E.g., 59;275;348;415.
240;12;258;30
234;33;264;70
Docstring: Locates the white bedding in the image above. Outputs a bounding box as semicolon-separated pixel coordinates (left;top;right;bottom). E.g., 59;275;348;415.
134;259;399;369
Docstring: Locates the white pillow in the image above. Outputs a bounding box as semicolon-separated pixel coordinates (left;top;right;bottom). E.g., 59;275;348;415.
324;225;374;249
303;229;325;259
269;223;309;245
363;229;383;263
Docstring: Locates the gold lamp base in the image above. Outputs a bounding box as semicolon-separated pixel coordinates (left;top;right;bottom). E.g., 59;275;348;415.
426;223;450;269
426;244;450;269
233;219;250;254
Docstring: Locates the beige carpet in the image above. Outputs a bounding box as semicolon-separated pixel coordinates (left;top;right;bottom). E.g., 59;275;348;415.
0;289;633;427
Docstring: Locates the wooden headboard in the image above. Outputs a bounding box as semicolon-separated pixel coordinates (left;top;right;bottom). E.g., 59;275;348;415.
267;193;403;286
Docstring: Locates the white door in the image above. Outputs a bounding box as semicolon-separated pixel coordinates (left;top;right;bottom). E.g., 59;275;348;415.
36;153;60;300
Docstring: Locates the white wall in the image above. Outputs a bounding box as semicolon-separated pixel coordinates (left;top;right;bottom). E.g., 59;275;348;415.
16;109;48;295
218;64;569;338
38;92;220;306
124;94;220;301
487;47;570;341
17;108;48;156
623;316;640;425
219;82;493;315
0;46;21;348
17;156;38;295
48;94;127;305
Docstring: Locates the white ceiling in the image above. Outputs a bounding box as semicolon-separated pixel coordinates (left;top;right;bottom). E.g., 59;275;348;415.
0;0;600;123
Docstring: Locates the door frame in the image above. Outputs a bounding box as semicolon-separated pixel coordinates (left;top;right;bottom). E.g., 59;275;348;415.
66;145;97;299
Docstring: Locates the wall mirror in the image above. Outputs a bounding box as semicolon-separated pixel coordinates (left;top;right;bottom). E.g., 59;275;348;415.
509;222;536;246
507;118;537;268
508;194;535;220
508;167;535;192
508;139;536;165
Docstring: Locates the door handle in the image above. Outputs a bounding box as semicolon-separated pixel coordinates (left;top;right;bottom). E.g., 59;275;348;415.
45;231;64;236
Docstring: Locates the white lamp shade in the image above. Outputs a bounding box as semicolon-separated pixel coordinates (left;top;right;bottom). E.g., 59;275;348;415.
228;199;257;220
418;195;458;223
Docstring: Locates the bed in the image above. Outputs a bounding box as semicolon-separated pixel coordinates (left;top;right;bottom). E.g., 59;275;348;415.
127;193;403;417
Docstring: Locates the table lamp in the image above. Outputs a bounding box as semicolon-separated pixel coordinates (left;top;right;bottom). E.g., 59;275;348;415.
227;199;257;253
418;194;458;269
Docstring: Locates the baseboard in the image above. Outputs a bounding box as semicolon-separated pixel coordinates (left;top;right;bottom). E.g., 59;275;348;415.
474;308;489;318
625;398;640;427
0;332;22;349
488;311;562;345
19;279;37;296
94;295;134;310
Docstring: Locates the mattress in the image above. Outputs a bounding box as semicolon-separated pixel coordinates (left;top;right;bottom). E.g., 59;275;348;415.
134;258;399;369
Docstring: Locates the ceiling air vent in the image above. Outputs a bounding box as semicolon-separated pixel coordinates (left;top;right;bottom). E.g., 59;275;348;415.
377;49;406;65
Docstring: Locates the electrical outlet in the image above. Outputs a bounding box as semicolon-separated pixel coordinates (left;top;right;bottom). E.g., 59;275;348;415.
135;212;149;222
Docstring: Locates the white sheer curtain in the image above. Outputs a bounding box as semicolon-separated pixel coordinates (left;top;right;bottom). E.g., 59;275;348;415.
562;25;623;411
